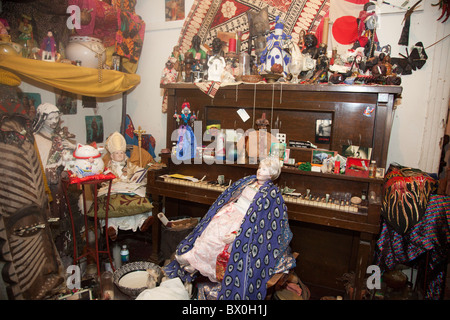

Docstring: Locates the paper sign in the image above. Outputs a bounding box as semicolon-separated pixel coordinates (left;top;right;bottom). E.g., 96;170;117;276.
237;109;250;122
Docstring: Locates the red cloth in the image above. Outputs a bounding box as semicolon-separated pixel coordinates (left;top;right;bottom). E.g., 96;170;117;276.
67;171;116;184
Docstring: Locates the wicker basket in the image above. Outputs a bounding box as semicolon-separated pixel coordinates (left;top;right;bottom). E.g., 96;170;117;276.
113;261;162;298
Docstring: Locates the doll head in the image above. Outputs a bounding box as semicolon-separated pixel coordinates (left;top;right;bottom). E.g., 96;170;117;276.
106;131;127;162
33;103;61;134
257;156;281;182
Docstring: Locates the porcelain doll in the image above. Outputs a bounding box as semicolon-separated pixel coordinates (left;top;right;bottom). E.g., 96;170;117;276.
40;30;57;61
173;102;198;160
164;156;297;300
105;131;141;182
103;131;154;240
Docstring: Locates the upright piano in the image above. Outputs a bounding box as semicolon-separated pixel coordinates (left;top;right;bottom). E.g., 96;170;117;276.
148;83;402;299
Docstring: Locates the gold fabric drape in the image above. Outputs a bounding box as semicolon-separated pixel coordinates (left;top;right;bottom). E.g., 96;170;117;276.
0;55;140;97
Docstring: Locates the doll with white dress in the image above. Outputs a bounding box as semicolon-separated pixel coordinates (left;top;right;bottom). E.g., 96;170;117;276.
164;156;299;300
103;132;153;240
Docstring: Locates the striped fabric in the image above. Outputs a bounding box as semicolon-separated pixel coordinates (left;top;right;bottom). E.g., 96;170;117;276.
375;194;450;299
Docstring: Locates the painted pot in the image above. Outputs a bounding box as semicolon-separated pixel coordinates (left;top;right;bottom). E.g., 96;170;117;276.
65;36;106;68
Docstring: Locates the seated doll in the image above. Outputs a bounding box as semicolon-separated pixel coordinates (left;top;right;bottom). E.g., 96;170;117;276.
163;157;299;300
102;131;154;240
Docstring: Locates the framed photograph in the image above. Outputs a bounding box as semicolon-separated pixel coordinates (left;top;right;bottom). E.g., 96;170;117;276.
165;0;185;22
311;150;336;164
315;119;332;144
82;95;97;108
85;115;104;144
148;0;192;31
376;167;385;179
55;89;77;115
342;145;372;160
18;92;41;118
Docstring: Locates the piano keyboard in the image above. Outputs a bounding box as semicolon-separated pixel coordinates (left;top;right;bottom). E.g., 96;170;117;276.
160;175;365;214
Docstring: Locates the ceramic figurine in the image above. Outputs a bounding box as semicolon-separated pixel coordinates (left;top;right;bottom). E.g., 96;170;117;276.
207;38;226;82
40;30;57;61
71;143;105;177
17;14;34;57
260;16;291;75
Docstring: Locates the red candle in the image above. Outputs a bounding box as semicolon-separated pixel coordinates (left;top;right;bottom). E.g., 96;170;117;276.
228;38;236;53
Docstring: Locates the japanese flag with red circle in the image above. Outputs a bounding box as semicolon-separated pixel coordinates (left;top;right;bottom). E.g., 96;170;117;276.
330;0;370;55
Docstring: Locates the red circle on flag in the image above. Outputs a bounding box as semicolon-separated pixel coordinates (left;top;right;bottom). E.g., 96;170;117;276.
332;16;358;45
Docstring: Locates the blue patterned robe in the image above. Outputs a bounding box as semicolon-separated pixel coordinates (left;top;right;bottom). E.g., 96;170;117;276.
164;175;294;300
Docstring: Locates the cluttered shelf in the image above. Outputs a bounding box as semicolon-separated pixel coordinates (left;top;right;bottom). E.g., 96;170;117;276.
158;152;385;184
161;82;403;95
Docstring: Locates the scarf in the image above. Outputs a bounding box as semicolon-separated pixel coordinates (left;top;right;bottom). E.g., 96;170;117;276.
164;175;293;300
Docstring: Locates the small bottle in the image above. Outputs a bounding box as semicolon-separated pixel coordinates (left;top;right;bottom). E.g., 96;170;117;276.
369;160;377;178
239;51;250;76
120;245;129;264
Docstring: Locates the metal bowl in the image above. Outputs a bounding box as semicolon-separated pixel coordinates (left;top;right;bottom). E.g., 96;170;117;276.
113;261;162;298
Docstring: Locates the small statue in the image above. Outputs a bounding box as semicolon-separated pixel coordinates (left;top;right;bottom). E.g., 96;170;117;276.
371;53;387;77
314;43;329;82
382;54;394;76
17;14;34;57
172;45;184;82
173;102;198;160
40;30;57;61
210;37;225;57
187;35;207;61
354;2;379;58
160;57;178;84
302;33;319;59
260;16;291;75
247;7;270;61
184;52;195;82
174;102;197;127
207;37;226;82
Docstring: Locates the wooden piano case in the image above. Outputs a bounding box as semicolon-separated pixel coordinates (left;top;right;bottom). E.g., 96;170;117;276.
148;83;402;299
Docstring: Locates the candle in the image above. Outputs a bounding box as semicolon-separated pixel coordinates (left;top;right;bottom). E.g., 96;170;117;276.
228;38;236;53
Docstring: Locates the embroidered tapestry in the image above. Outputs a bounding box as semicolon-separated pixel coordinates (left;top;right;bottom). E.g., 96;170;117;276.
177;0;330;56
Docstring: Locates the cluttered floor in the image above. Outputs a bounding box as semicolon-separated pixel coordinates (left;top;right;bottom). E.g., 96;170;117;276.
57;223;450;301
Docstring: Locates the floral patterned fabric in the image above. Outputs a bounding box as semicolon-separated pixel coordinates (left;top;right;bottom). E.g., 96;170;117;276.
87;193;153;218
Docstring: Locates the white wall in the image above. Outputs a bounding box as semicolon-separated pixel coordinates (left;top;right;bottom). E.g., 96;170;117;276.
19;0;449;173
376;4;450;172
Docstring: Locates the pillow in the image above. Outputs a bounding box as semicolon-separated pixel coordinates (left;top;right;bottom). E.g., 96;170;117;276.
87;194;153;218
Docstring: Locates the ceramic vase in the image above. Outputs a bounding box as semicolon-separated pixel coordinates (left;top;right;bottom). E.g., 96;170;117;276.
65;36;106;69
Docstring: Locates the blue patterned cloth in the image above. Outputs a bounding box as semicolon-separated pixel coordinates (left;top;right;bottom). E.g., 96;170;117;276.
164;175;294;300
